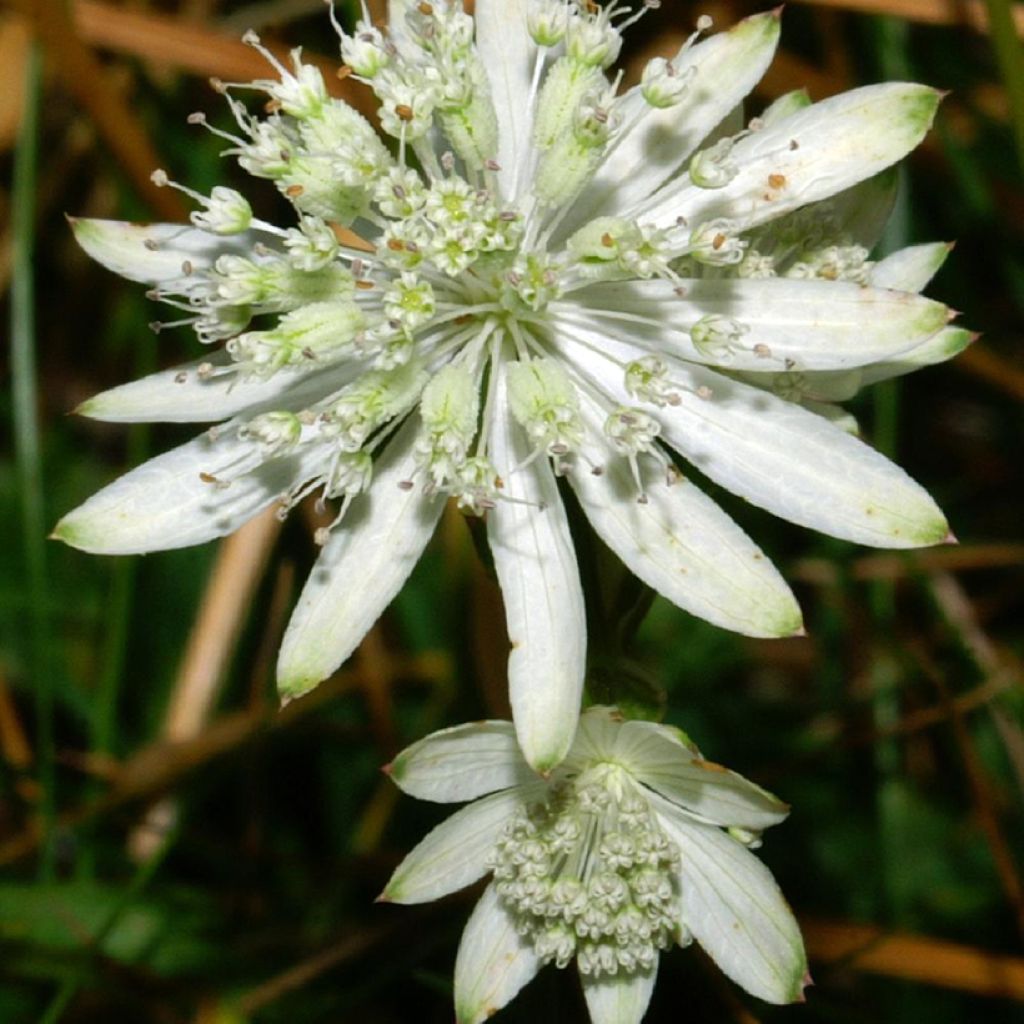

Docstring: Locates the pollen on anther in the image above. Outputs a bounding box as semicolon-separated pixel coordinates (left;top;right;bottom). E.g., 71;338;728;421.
395;104;415;122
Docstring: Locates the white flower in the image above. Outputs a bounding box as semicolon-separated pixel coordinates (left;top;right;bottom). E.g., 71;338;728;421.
57;1;964;771
381;706;808;1024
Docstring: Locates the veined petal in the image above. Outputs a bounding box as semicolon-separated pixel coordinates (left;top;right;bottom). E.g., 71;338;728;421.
52;426;308;554
613;721;790;831
580;964;657;1024
276;418;445;698
487;364;586;774
567;393;802;638
70;218;255;284
76;352;355;425
563;277;950;372
554;328;950;548
641;83;941;236
475;0;533;197
869;241;953;292
653;804;808;1004
382;788;530;904
387;721;532;803
454;881;542;1024
564;12;780;232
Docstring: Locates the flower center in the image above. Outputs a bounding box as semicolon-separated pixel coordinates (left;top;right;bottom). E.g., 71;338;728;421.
489;767;681;977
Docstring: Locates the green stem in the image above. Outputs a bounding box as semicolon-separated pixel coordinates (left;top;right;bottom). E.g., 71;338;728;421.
11;43;56;881
983;0;1024;173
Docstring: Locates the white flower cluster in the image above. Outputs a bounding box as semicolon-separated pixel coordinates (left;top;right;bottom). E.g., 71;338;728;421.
384;708;808;1023
58;3;966;1020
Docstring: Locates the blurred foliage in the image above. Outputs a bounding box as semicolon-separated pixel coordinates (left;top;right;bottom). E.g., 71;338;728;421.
1;0;1024;1022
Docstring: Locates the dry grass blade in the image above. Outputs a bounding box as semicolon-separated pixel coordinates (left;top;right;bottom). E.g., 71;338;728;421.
792;0;1024;34
128;509;281;860
73;0;376;118
13;0;185;220
803;917;1024;999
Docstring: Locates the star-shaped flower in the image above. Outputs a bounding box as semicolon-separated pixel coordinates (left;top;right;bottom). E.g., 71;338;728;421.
381;706;807;1023
57;0;963;770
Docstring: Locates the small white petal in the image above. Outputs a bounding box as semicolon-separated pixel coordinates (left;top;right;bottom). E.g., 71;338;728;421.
643;83;941;235
70;218;255;284
580;963;657;1024
276;418;445;698
52;426;308;554
613;721;790;831
565;12;780;233
475;0;533;196
76;352;354;424
455;880;542;1024
869;241;953;292
388;721;531;803
565;277;950;372
861;325;974;385
653;802;808;1004
383;788;532;904
555;329;949;548
568;394;803;638
487;365;586;774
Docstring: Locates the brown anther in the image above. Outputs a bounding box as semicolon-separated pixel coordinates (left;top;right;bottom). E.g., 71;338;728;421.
265;99;283;114
337;65;354;79
418;1;433;12
387;238;406;251
356;279;376;290
199;472;219;484
285;184;305;197
712;233;726;250
768;173;787;189
395;104;415;122
601;233;615;247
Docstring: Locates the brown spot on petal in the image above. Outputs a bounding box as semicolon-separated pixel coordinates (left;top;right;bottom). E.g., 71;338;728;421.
692;758;729;773
768;173;787;189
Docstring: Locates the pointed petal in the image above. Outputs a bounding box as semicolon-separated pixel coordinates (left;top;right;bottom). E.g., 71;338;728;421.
869;241;953;292
567;393;802;638
861;325;973;385
388;721;532;803
383;788;530;904
76;353;354;425
555;328;949;548
487;365;586;774
760;88;812;125
52;427;305;554
613;721;789;831
642;83;941;236
70;218;255;284
580;964;657;1024
565;12;780;231
276;419;445;698
564;276;950;372
475;0;533;197
455;881;542;1024
654;806;807;1004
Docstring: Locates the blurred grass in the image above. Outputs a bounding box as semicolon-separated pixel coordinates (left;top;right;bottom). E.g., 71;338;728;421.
1;0;1024;1022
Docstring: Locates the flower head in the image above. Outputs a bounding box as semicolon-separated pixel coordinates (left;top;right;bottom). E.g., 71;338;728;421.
57;1;963;770
382;706;808;1023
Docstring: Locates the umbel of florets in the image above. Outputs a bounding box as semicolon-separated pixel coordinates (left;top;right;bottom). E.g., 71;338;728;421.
59;0;965;773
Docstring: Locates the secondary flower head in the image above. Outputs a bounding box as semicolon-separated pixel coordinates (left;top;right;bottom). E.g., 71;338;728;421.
381;706;808;1023
57;0;965;770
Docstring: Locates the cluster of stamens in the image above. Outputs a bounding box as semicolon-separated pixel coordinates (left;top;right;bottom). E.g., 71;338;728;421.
490;768;682;977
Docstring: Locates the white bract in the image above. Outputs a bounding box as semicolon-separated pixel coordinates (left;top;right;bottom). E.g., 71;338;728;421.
382;706;808;1024
57;0;964;771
